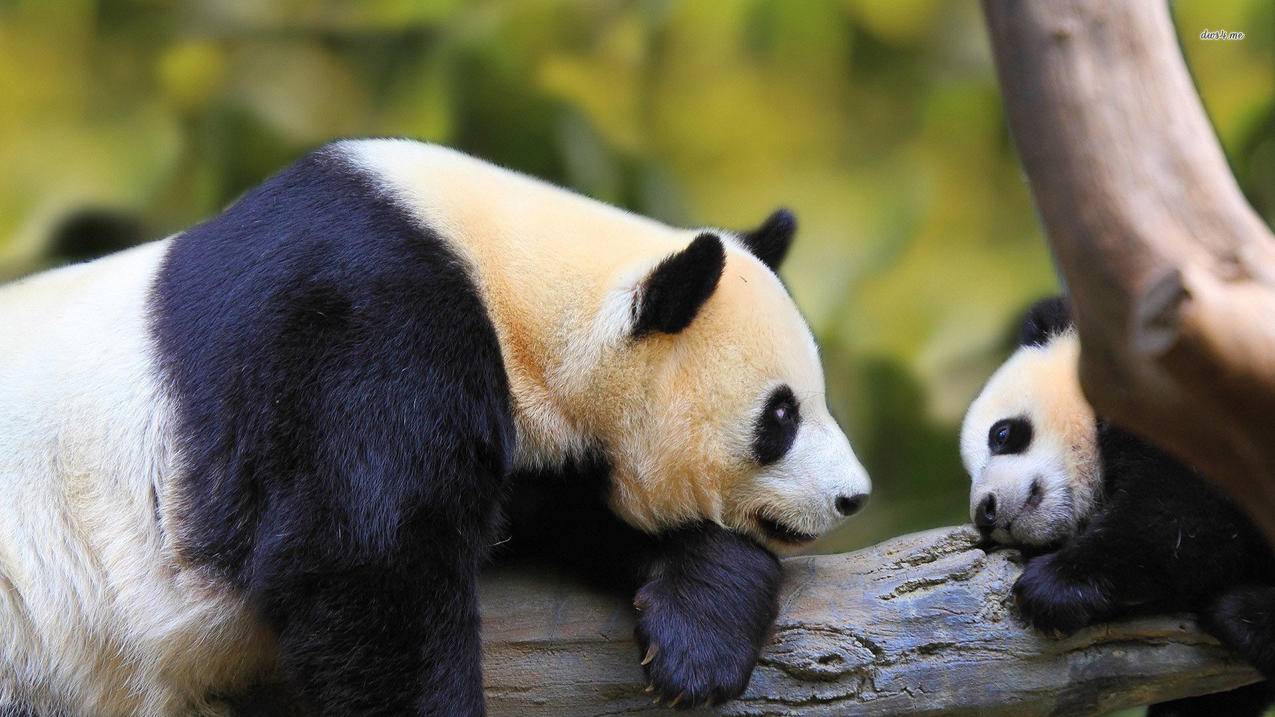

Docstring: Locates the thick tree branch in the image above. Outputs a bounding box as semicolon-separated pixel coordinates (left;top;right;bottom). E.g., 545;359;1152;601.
480;527;1256;715
982;0;1275;540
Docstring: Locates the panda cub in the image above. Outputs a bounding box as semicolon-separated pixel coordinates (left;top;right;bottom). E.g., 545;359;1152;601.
961;296;1275;715
0;140;871;716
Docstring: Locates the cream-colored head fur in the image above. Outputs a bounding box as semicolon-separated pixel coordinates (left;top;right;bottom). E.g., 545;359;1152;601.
961;329;1101;547
344;139;870;551
573;238;870;550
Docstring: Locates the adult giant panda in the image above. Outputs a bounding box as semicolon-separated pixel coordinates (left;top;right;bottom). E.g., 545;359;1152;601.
961;296;1275;716
0;140;871;716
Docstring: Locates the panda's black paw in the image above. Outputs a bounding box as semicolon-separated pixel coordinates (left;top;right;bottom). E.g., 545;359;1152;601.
629;523;782;709
633;581;763;709
1013;552;1110;636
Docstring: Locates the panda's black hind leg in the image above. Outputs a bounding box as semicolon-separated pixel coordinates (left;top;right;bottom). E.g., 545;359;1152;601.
1146;586;1275;717
264;537;489;716
1146;681;1272;717
1202;585;1275;679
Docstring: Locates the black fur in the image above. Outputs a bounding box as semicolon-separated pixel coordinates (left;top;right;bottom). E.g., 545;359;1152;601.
632;233;725;337
150;146;515;715
1008;299;1275;715
633;524;782;708
497;458;783;710
739;208;796;271
1011;425;1273;631
224;685;303;717
1018;295;1071;347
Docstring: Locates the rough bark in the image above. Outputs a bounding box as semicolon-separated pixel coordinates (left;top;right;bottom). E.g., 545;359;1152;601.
982;0;1275;541
480;527;1257;716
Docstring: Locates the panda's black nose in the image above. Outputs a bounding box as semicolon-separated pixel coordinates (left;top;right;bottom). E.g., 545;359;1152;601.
975;494;997;530
836;493;868;516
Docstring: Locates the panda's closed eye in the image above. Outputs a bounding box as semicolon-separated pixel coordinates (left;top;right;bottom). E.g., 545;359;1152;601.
988;417;1032;455
753;385;800;465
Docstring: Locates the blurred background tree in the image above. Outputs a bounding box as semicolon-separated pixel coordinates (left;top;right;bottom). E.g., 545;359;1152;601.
0;0;1270;553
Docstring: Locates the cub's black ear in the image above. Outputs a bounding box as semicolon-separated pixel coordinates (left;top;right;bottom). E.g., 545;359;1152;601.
1019;296;1072;347
633;233;726;337
740;208;796;271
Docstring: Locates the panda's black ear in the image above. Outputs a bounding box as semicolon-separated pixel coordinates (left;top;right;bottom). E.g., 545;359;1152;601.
1019;296;1072;347
739;208;796;271
633;233;726;337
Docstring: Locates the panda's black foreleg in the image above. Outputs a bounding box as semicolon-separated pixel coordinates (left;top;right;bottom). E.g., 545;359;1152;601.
1012;542;1115;635
263;539;487;717
633;524;782;709
498;467;783;709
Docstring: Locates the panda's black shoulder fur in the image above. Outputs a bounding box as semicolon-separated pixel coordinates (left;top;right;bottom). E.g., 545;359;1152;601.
1090;423;1274;610
150;144;514;712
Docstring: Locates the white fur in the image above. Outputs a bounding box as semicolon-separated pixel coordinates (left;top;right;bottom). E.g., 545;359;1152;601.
0;242;274;715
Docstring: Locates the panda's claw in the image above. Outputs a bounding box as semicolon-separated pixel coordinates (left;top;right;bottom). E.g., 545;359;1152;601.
641;644;658;666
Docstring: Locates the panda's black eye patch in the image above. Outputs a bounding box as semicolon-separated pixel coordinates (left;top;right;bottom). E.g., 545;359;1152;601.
988;417;1032;455
753;385;800;465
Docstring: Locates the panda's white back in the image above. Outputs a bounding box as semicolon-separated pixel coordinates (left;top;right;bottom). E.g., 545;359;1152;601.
0;241;274;716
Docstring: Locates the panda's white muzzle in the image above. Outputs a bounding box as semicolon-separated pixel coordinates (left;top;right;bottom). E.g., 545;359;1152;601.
755;418;871;546
970;454;1074;547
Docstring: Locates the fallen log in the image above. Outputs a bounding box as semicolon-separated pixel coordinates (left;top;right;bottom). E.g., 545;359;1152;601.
480;526;1258;715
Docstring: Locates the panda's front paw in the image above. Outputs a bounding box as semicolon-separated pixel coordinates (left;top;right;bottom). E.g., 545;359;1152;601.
1013;552;1110;635
633;581;763;709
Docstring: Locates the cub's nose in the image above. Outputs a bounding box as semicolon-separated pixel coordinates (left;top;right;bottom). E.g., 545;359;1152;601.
835;493;868;516
974;494;997;531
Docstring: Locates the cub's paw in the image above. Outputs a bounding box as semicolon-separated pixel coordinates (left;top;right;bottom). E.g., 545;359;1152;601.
1013;552;1110;635
633;582;763;709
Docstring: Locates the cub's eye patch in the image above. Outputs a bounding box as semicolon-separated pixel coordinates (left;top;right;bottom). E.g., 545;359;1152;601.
753;385;800;465
988;417;1032;455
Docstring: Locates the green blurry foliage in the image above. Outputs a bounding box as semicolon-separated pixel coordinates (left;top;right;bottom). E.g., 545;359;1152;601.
0;0;1270;553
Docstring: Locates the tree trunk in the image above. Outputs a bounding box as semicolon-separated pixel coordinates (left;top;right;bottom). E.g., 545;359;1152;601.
982;0;1275;541
481;527;1257;715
